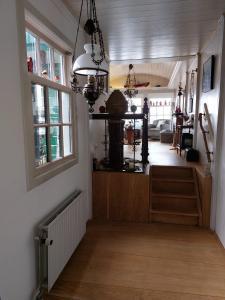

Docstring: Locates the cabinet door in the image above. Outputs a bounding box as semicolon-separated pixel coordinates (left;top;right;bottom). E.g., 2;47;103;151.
108;173;149;222
92;172;109;220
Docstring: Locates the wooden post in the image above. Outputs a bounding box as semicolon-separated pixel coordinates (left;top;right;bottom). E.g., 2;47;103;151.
141;97;149;164
108;119;125;170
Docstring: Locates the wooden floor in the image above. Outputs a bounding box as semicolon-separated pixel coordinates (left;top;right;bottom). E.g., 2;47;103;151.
45;221;225;300
124;140;202;167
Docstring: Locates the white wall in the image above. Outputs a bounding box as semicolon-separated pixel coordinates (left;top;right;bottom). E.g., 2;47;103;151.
89;94;109;161
169;16;225;246
0;1;91;299
195;17;225;238
207;17;225;246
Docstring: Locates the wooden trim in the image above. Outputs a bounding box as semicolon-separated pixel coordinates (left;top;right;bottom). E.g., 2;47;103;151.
149;166;152;223
29;73;71;92
193;168;203;226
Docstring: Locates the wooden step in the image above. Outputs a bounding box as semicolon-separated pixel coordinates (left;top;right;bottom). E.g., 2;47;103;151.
152;194;197;211
152;178;194;183
151;165;193;180
151;208;198;216
149;165;202;226
151;211;199;225
152;180;195;196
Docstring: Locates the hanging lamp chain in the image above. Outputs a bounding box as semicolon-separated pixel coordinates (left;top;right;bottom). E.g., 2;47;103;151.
90;0;105;65
72;0;84;64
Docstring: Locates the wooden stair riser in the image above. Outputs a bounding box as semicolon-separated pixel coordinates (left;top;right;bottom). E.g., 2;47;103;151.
152;196;197;211
152;181;195;196
151;166;193;180
151;212;199;226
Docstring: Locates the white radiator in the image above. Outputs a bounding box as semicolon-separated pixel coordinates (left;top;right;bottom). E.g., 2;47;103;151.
35;190;86;294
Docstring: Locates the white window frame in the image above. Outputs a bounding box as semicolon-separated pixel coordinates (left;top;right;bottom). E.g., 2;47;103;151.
23;25;78;190
149;98;172;124
26;26;66;85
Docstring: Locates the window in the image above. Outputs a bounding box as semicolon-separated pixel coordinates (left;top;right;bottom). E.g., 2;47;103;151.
24;28;77;189
32;84;73;167
149;98;172;124
127;97;142;113
25;30;65;84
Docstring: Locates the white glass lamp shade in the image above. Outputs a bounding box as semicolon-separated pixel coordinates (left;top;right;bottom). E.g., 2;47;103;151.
73;44;109;76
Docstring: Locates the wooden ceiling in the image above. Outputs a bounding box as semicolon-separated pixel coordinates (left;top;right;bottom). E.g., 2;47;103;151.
63;0;225;62
110;62;177;88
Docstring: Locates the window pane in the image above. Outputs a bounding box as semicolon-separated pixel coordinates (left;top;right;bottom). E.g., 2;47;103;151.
63;126;72;156
26;31;37;73
136;106;142;113
164;106;171;115
34;127;48;167
48;88;59;123
32;84;46;124
50;126;61;161
40;40;52;79
157;107;164;115
131;98;142;106
54;50;64;84
150;107;157;115
62;92;71;123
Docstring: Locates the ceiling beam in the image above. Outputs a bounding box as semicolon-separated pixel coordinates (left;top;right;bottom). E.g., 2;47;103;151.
110;55;196;65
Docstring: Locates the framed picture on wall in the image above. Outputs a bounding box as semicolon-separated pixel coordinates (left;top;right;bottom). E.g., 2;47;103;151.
202;55;215;93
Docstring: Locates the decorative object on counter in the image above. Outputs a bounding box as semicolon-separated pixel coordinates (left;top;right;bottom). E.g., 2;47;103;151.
99;105;106;113
93;158;98;170
71;0;109;112
131;104;137;113
27;57;33;72
175;106;181;113
124;64;138;99
126;121;134;145
202;55;215;93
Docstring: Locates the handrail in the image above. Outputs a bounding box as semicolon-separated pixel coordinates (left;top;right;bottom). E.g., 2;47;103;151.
198;112;213;163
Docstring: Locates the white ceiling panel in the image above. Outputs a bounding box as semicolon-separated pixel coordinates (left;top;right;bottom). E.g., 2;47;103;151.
64;0;225;61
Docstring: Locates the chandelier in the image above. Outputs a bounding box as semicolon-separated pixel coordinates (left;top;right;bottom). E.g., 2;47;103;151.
124;64;138;99
71;0;109;112
177;83;183;110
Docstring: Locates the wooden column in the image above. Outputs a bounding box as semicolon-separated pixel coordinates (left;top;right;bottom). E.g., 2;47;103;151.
141;97;149;164
108;119;125;170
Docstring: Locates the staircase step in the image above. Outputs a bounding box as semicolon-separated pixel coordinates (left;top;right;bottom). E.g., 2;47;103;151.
152;195;197;211
149;165;202;226
151;211;199;225
152;193;196;199
152;178;194;183
151;165;193;180
152;180;195;196
151;205;198;216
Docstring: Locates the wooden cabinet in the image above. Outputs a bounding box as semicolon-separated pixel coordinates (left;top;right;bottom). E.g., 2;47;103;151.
92;171;149;222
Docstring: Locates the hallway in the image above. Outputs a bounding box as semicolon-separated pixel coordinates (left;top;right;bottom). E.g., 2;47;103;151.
45;221;225;300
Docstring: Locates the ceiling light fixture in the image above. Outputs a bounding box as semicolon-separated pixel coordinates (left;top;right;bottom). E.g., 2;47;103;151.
124;64;138;99
71;0;109;112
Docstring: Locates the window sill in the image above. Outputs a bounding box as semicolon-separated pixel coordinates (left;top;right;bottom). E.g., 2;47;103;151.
27;155;78;190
